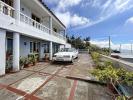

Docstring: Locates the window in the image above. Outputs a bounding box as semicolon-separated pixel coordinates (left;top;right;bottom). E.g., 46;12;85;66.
30;42;40;53
6;38;13;55
43;44;49;53
30;42;33;53
53;28;57;32
32;14;40;23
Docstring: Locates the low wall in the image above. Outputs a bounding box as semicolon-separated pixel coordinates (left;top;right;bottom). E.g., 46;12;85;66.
100;55;133;71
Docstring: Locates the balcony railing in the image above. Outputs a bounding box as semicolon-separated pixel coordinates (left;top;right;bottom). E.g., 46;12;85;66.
20;13;50;34
52;31;66;40
0;0;14;17
0;0;66;40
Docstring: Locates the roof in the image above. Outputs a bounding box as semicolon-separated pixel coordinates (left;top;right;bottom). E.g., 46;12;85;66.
38;0;66;28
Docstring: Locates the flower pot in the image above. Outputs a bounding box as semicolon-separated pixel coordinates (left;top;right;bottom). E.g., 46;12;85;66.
24;64;30;68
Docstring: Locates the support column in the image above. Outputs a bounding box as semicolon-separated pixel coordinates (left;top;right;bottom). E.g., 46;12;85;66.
0;29;6;75
13;33;20;72
50;41;53;60
49;16;53;34
39;42;42;61
13;0;20;24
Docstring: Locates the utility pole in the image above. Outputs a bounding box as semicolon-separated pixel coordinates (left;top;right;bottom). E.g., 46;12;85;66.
109;36;111;56
119;44;121;53
131;43;132;54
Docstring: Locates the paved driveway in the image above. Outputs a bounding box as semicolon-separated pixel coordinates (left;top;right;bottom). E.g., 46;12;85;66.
0;54;111;100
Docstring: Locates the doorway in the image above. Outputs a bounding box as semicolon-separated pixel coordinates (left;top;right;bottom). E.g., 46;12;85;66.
6;38;13;72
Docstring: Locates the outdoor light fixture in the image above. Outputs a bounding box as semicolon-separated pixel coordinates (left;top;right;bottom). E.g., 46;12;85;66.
24;42;27;45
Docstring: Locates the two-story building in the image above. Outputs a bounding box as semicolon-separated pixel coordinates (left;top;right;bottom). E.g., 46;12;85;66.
0;0;67;75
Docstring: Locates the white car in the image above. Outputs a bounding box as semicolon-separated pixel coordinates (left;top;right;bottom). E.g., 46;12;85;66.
53;48;78;63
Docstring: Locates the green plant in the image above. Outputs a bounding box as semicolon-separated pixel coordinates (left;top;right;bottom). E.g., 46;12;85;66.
91;52;100;60
104;61;113;67
19;57;25;67
91;65;133;86
117;68;127;80
28;54;34;64
116;95;127;100
91;65;119;83
24;57;30;65
123;72;133;86
28;54;38;65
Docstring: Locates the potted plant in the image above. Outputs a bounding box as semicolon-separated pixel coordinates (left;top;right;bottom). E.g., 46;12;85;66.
44;53;49;62
31;54;37;65
24;57;30;67
19;57;25;69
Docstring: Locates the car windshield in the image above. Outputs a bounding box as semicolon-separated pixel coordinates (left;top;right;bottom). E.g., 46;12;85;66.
59;48;75;52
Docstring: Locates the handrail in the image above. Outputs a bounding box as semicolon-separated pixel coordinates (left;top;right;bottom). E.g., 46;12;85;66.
0;1;15;17
20;12;50;34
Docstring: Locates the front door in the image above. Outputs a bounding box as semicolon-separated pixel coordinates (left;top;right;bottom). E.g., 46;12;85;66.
6;38;13;72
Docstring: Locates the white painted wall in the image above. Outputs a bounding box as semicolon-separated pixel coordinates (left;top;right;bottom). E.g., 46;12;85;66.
20;36;49;59
20;2;31;17
0;29;6;75
65;43;71;48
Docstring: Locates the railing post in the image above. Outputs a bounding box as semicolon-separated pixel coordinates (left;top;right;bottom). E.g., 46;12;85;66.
0;1;4;13
7;7;11;16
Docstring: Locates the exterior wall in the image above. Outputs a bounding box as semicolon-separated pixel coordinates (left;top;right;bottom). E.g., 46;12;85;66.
20;36;47;58
65;43;71;48
101;55;133;71
20;2;31;17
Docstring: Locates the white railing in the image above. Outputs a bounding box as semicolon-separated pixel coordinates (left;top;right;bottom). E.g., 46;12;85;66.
0;1;66;40
20;13;51;34
0;0;15;17
52;31;66;40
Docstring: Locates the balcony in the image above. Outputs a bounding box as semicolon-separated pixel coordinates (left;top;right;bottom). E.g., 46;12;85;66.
0;0;66;40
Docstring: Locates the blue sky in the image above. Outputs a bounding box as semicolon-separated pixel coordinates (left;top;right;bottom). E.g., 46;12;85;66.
44;0;133;50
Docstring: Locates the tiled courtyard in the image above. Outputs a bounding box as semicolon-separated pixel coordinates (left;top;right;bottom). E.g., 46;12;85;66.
0;54;112;100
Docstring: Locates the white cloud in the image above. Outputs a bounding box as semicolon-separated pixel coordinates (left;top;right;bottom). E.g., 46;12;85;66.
55;11;90;27
81;0;133;28
125;17;133;24
44;0;133;28
57;0;82;11
90;40;132;50
44;0;90;28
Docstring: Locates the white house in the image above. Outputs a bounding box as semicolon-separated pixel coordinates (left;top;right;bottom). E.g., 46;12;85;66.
0;0;67;75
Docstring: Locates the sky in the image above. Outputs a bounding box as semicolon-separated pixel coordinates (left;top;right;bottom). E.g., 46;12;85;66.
43;0;133;50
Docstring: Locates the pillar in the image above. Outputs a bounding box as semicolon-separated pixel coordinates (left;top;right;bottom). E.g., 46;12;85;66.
13;33;20;71
13;0;20;24
0;29;6;75
49;16;53;34
50;41;53;60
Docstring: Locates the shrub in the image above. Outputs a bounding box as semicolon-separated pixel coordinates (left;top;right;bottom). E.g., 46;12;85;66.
91;65;119;83
91;52;100;62
104;61;113;67
123;72;133;86
20;57;25;67
28;53;38;65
